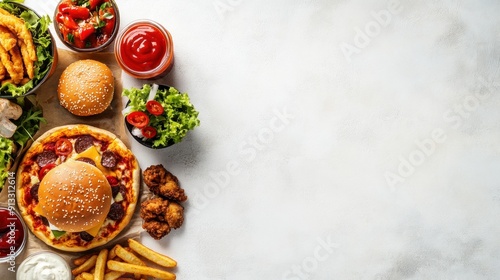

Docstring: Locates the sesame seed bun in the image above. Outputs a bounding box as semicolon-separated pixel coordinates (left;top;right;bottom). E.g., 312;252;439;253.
58;59;114;116
38;160;112;232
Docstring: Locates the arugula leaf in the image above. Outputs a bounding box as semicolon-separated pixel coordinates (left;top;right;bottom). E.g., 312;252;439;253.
12;107;46;148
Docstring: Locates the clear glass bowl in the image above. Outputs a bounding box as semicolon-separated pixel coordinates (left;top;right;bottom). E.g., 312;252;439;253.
114;19;174;79
53;0;120;53
16;251;72;280
0;207;28;263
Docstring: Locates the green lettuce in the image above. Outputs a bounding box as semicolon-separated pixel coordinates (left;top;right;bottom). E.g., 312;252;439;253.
0;102;45;189
0;137;14;188
123;84;200;148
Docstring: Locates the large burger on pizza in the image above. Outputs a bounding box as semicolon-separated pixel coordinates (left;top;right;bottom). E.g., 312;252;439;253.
16;124;140;252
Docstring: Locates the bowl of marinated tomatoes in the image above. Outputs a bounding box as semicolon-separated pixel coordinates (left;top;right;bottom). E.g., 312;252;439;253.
54;0;119;52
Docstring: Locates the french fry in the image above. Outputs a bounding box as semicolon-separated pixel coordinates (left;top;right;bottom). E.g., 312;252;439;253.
107;260;176;280
108;244;119;260
73;253;97;266
115;245;144;279
74;274;85;280
103;270;126;280
128;239;177;268
72;255;98;276
81;272;94;280
94;249;108;280
115;245;146;266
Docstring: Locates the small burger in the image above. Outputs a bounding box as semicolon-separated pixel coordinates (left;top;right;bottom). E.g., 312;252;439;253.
57;59;114;116
37;160;112;232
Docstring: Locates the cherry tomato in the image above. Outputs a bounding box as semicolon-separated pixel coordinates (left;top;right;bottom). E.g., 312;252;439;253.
146;100;164;116
55;138;73;156
58;2;71;13
66;6;90;20
141;126;157;139
102;16;115;37
39;163;56;180
62;15;78;29
106;175;119;186
126;111;149;128
89;0;103;10
78;24;95;41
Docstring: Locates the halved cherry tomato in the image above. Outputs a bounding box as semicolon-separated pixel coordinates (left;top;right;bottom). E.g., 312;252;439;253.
58;2;71;13
101;17;115;37
78;24;95;41
106;175;119;187
89;0;103;10
141;126;157;139
66;6;90;19
61;14;79;29
55;138;73;156
126;111;149;128
146;100;164;116
39;163;56;180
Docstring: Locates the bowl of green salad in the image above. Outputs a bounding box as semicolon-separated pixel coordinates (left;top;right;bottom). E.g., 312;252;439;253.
122;84;200;149
0;2;57;98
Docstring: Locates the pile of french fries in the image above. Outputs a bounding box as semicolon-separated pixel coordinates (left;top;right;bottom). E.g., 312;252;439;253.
72;239;177;280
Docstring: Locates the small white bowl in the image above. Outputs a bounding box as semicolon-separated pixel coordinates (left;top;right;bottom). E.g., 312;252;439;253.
17;251;71;280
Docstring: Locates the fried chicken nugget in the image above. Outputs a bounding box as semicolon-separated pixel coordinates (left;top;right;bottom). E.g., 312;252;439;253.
18;41;33;78
0;60;6;80
0;26;17;51
0;8;37;62
140;197;184;240
0;44;23;84
8;45;23;83
143;165;188;202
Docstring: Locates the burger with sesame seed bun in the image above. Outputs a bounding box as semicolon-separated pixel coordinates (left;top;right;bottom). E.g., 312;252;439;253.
57;59;114;116
38;160;112;232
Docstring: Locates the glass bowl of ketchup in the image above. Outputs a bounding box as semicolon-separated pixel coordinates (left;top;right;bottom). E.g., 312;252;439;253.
114;19;174;79
0;206;27;263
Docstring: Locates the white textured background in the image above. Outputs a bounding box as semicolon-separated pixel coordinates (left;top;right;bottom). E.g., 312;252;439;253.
24;0;500;279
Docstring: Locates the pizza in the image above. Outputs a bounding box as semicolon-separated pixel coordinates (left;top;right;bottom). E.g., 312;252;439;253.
16;124;140;252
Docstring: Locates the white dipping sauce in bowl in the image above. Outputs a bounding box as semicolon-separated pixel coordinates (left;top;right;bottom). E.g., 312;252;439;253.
17;251;71;280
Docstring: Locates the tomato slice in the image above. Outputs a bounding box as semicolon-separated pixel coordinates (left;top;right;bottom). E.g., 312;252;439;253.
39;163;56;180
43;142;56;151
55;138;73;156
126;111;149;128
146;100;164;116
141;126;157;139
106;175;119;187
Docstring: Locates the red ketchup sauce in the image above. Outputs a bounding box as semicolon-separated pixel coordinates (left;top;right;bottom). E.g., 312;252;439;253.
120;24;167;72
115;20;174;79
0;208;25;258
